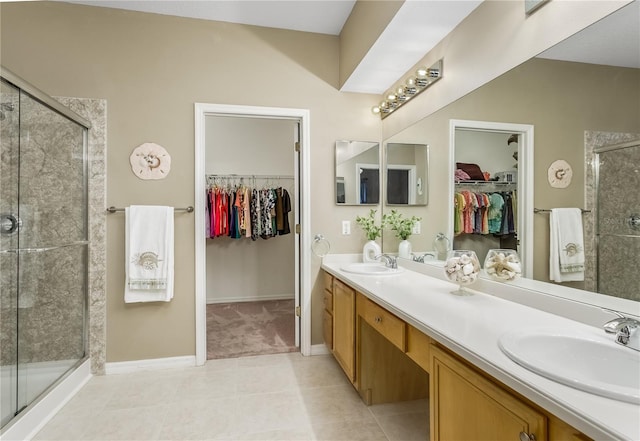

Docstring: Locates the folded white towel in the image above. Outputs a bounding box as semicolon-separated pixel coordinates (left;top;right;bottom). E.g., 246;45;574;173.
125;205;174;303
549;208;585;283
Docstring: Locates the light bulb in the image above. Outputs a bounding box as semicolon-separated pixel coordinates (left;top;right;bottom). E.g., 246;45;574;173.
415;67;429;87
371;106;381;115
396;86;408;102
405;78;417;95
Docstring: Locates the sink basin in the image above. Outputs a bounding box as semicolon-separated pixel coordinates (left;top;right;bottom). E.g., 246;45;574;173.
499;330;640;404
340;263;404;275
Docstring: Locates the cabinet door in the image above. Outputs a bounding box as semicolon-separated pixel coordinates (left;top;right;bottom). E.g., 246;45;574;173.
333;279;356;382
431;345;547;441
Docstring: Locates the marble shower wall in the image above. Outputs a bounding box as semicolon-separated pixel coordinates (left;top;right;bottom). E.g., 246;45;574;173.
57;97;107;375
584;131;640;301
0;94;106;375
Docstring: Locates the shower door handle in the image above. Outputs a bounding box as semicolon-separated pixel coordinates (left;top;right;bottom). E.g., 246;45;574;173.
0;214;21;235
629;214;640;230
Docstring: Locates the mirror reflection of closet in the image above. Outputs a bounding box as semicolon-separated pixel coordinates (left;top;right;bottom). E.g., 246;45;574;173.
453;128;519;264
385;143;429;206
335;140;380;205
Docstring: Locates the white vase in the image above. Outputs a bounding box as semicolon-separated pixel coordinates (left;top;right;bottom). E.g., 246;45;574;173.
398;239;412;259
362;240;381;262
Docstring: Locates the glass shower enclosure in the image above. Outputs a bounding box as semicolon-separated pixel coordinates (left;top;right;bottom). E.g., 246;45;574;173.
0;68;90;429
595;139;640;302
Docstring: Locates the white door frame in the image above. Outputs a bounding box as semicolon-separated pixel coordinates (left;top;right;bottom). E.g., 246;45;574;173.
194;103;311;366
448;119;534;278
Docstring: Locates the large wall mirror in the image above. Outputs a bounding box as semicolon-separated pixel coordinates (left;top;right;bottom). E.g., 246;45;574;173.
381;1;640;306
335;140;380;205
385;143;429;206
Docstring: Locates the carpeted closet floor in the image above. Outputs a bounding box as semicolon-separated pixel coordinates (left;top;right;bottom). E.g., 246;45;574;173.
207;299;298;360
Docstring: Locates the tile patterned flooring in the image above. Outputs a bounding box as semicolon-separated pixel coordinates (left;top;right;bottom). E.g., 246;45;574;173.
33;353;428;440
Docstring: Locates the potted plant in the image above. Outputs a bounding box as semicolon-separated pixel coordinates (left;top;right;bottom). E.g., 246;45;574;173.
382;209;422;258
355;209;382;262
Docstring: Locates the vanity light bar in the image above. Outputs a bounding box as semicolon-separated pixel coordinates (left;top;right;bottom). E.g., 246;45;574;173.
372;59;443;119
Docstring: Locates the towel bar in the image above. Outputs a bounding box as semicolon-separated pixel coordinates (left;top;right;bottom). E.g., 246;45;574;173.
106;206;194;214
533;208;591;214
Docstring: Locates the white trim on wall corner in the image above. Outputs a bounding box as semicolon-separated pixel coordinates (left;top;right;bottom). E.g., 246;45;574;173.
105;356;196;375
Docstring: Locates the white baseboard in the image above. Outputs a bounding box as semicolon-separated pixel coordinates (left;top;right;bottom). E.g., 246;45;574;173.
206;294;294;304
105;355;196;375
310;344;330;356
1;359;91;441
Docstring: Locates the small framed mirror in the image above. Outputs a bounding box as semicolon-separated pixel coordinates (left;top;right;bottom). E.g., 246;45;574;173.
385;143;429;206
335;140;380;205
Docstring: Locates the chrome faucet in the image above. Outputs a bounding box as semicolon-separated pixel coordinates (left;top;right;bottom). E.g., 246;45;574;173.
375;254;397;269
603;312;640;351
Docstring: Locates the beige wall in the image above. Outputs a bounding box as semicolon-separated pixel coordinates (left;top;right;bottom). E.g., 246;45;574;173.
0;1;380;361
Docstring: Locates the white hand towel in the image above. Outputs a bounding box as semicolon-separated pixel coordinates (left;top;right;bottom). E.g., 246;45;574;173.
125;205;174;303
549;208;585;283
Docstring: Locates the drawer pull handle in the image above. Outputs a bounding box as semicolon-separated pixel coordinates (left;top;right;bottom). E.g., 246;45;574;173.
374;316;382;324
519;432;535;441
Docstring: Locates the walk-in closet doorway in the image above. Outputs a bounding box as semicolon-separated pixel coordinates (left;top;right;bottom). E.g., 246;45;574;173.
448;119;534;277
194;104;311;366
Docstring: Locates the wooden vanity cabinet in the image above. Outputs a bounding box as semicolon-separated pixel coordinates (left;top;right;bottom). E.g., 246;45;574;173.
332;278;356;383
322;271;333;350
324;272;593;441
430;344;546;441
548;416;593;441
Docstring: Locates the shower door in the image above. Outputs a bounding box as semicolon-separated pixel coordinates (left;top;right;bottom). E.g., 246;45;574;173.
0;77;88;428
596;140;640;302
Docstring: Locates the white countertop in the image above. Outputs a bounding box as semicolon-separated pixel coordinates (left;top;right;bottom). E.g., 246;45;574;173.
322;255;640;441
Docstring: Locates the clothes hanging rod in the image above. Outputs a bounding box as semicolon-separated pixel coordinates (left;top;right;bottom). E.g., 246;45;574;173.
207;174;294;179
533;208;591;214
106;206;194;214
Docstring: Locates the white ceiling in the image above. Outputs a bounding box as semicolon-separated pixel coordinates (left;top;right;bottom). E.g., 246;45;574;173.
63;0;357;35
538;0;639;69
59;0;639;94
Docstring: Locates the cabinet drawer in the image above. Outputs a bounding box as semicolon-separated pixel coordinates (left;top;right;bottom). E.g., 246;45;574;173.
323;290;333;314
360;297;406;351
406;325;431;373
323;310;333;350
323;271;333;292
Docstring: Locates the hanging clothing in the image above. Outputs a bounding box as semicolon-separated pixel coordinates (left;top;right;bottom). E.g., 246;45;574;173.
454;189;516;237
206;179;292;240
277;188;291;235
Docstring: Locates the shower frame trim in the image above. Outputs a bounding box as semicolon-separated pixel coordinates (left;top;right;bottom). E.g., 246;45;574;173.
0;66;91;129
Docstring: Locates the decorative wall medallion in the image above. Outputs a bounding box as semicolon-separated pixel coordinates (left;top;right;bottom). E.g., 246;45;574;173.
547;159;572;188
130;142;171;180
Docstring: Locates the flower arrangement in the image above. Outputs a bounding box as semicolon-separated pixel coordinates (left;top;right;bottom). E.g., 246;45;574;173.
382;209;421;241
355;209;382;241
